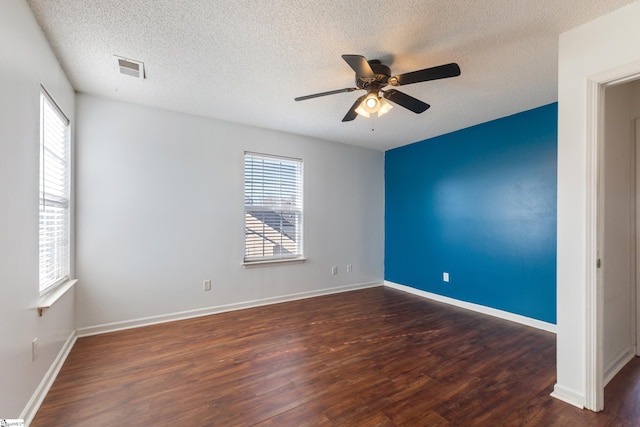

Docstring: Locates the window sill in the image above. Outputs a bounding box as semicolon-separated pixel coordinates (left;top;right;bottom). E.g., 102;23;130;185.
242;258;307;268
37;279;77;316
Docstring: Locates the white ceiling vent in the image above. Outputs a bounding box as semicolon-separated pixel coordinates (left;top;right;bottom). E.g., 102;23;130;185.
114;55;145;79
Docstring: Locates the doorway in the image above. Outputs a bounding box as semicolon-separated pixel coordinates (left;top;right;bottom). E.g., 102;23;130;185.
597;80;640;409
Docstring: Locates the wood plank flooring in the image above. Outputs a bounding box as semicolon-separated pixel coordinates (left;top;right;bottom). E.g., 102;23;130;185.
32;286;640;426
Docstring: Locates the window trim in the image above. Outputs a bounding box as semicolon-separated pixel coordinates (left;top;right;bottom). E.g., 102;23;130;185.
39;86;72;295
242;257;306;268
243;151;304;265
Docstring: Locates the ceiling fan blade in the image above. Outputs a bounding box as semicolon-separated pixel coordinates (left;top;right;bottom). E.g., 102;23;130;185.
342;55;375;79
295;87;359;101
390;63;461;86
382;89;430;114
342;94;367;122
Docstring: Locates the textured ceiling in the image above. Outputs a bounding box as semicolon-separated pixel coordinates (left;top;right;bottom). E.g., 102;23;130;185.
26;0;637;151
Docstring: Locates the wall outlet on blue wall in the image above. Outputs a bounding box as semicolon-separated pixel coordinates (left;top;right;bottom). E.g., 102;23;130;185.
443;272;450;282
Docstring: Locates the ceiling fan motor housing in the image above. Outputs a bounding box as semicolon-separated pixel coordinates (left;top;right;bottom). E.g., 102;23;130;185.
356;59;391;89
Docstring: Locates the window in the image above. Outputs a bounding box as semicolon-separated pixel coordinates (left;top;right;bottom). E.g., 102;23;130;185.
39;88;71;294
244;152;303;263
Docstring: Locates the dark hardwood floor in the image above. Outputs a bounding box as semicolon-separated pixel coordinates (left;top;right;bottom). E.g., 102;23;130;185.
33;286;640;426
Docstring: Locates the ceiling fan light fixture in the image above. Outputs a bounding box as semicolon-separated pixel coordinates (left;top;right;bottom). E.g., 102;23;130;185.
361;92;380;114
356;92;392;118
377;98;393;117
354;103;371;118
362;93;380;113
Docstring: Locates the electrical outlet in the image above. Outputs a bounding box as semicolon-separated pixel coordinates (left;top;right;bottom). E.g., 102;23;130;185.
443;272;450;282
203;280;212;291
32;338;38;361
331;266;338;275
347;264;353;273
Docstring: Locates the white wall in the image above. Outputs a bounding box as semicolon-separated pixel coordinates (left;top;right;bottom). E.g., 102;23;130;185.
74;94;384;331
556;1;640;409
601;82;640;383
0;0;76;420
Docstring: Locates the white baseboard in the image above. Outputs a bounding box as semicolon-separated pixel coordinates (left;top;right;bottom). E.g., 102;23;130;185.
551;383;585;409
21;330;77;426
77;281;382;337
603;346;636;386
384;281;557;333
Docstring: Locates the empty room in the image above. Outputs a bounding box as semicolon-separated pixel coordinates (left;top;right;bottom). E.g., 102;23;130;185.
3;0;640;425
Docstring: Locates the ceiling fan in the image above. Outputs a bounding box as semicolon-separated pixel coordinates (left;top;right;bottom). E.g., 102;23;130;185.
295;54;461;122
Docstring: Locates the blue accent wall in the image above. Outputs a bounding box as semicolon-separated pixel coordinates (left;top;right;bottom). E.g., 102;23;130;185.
385;103;557;323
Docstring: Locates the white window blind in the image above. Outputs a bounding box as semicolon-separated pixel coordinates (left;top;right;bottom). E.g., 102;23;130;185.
39;89;71;294
244;152;303;262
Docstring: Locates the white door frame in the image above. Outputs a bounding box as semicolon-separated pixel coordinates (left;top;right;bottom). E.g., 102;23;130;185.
636;117;640;358
585;62;640;412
